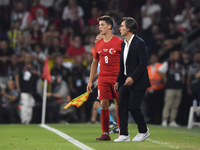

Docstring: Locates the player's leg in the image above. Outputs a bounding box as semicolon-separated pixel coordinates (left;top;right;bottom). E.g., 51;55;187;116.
96;82;111;140
96;98;110;140
93;100;117;128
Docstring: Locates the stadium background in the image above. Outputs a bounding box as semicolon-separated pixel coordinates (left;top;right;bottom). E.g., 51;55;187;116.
0;0;199;126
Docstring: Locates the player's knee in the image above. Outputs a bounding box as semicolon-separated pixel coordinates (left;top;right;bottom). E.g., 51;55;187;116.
101;100;109;110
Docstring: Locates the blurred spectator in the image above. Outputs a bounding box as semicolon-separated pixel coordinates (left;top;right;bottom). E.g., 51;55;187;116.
51;54;73;92
158;50;185;127
162;0;183;22
0;25;8;41
18;47;27;63
159;20;183;54
42;22;59;44
174;15;190;34
29;0;48;20
60;27;72;49
15;53;39;124
32;8;49;33
11;1;33;32
84;52;93;69
177;51;192;125
7;54;19;81
14;34;31;55
48;37;65;59
40;0;54;17
141;0;161;30
191;8;200;29
188;51;200;100
0;40;14;85
0;80;20;123
65;35;86;58
42;36;52;56
71;55;88;122
145;24;165;55
29;22;42;48
88;7;100;25
7;19;24;50
71;55;87;97
145;54;164;124
46;75;70;123
62;0;84;34
84;34;96;54
62;0;84;23
31;43;46;75
181;0;195;31
0;0;9;6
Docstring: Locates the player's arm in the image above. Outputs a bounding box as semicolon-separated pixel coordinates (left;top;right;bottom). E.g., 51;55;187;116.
87;58;99;93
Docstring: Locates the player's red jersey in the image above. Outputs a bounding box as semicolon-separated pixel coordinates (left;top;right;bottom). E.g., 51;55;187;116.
94;35;123;83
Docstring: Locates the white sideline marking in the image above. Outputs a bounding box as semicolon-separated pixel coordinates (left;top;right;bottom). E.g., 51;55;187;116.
147;138;179;149
40;124;95;150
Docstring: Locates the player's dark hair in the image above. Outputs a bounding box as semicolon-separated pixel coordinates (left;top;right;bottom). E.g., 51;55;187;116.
97;15;114;29
121;17;138;34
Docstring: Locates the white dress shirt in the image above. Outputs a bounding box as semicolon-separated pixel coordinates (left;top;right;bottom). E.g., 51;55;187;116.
123;34;135;75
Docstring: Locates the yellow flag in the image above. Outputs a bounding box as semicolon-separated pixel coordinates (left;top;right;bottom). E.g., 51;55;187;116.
63;92;90;109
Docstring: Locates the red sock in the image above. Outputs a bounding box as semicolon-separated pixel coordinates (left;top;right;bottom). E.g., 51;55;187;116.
101;109;109;133
116;107;120;130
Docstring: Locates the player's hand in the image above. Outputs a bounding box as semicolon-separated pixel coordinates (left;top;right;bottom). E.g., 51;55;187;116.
87;82;93;93
124;77;134;86
114;82;119;92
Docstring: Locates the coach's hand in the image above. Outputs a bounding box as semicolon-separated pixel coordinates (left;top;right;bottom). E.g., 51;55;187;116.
87;82;93;93
124;77;134;86
114;82;119;92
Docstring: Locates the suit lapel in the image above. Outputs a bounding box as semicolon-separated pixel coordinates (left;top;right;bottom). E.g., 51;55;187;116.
126;35;137;63
121;42;125;63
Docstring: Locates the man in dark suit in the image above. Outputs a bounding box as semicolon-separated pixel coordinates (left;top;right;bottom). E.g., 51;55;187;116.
114;17;151;142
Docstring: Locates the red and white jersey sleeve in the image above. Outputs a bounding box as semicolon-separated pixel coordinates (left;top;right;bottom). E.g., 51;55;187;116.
94;35;123;83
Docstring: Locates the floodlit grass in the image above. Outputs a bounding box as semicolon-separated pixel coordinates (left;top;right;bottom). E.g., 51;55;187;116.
0;123;200;150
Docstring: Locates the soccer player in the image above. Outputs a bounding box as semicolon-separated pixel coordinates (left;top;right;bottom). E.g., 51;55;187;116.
87;15;123;140
92;34;119;133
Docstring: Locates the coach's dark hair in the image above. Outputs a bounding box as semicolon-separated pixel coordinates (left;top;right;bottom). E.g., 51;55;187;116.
97;15;114;29
121;17;138;34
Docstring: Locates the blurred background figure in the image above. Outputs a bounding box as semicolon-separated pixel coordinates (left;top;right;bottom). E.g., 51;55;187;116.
46;75;70;123
158;50;185;127
0;80;20;123
11;1;32;32
0;40;14;85
15;53;39;124
141;0;161;31
177;51;192;125
65;35;86;58
71;55;88;122
145;54;164;124
188;51;200;103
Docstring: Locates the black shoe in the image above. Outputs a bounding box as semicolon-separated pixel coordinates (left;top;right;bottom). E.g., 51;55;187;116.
109;122;119;133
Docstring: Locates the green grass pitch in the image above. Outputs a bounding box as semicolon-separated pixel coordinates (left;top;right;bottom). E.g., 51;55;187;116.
0;123;200;150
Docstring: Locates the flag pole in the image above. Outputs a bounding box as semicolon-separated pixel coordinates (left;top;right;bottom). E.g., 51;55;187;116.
41;79;48;124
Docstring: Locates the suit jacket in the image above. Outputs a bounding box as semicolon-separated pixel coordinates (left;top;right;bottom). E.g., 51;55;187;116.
116;35;151;91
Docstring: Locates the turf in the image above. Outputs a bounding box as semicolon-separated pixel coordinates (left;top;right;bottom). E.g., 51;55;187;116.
0;123;200;150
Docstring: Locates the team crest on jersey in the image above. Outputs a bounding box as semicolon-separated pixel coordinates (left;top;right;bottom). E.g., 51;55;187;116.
109;48;116;54
103;49;108;52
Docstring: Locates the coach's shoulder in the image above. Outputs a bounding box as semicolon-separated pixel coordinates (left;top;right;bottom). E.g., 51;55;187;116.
135;35;145;43
135;35;146;46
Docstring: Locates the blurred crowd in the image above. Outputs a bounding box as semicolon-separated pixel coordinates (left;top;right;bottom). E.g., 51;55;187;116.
0;0;199;126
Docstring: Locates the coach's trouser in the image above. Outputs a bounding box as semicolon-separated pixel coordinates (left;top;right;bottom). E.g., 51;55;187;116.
20;93;35;124
162;89;182;122
118;84;147;135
